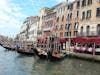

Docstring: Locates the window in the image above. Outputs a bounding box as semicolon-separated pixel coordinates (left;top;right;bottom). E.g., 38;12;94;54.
67;14;70;20
87;0;92;5
74;22;79;30
70;13;72;19
80;26;83;36
68;32;71;36
65;32;68;37
60;25;64;30
68;24;71;31
58;9;60;13
82;0;86;7
97;24;100;36
96;7;100;17
87;10;91;18
67;13;72;20
65;24;68;29
62;15;64;21
63;6;65;11
61;8;62;13
68;3;73;10
70;3;73;10
76;11;79;18
76;1;80;9
56;33;58;37
68;5;70;9
65;32;71;36
74;22;79;36
55;25;58;30
74;31;78;36
57;17;59;22
82;11;85;20
86;26;90;36
60;32;63;37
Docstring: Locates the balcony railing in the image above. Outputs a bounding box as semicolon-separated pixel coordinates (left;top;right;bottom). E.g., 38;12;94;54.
43;27;52;31
78;31;99;37
37;30;42;34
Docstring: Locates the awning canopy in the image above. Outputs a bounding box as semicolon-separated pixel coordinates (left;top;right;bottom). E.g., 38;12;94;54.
73;37;100;44
73;37;88;43
89;37;100;44
59;37;67;43
37;38;46;43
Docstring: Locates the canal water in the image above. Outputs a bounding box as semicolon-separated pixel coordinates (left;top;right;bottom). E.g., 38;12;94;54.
0;46;100;75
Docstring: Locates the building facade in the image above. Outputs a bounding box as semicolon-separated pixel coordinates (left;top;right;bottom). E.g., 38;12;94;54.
18;0;100;43
54;2;67;38
28;16;40;42
54;1;80;39
42;11;56;37
78;0;100;37
39;7;50;38
20;16;39;42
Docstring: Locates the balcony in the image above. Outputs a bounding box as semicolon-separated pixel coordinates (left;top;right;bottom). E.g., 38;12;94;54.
43;27;52;32
37;30;42;34
78;31;99;37
96;0;100;2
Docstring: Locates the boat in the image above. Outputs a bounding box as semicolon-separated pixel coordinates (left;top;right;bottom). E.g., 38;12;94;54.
48;50;67;61
17;48;34;55
2;45;11;50
33;37;48;59
34;47;48;59
2;44;16;51
16;41;35;55
35;36;67;60
17;50;34;55
47;37;67;61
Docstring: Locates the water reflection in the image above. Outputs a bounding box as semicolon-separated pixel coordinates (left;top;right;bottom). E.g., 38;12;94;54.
0;46;100;75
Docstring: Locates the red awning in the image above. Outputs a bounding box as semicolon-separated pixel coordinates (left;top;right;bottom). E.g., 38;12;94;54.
73;37;100;44
37;37;46;43
88;37;100;44
59;37;67;43
73;37;88;43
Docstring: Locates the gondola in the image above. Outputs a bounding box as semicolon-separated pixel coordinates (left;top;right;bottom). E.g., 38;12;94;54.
17;48;34;55
34;47;48;59
48;50;67;61
2;45;11;50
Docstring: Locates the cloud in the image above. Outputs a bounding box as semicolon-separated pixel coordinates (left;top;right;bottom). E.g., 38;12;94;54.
0;0;76;37
0;0;27;37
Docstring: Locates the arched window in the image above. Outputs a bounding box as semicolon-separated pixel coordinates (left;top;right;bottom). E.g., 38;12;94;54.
62;15;64;21
97;24;100;36
86;26;90;36
57;17;59;22
74;22;79;30
80;26;83;36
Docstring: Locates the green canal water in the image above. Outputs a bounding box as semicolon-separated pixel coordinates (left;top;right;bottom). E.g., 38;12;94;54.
0;46;100;75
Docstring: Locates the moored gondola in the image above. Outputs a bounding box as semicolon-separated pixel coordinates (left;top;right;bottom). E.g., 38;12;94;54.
34;47;48;59
17;49;34;55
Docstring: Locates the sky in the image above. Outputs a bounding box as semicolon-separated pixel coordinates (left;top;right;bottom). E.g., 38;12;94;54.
0;0;74;37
